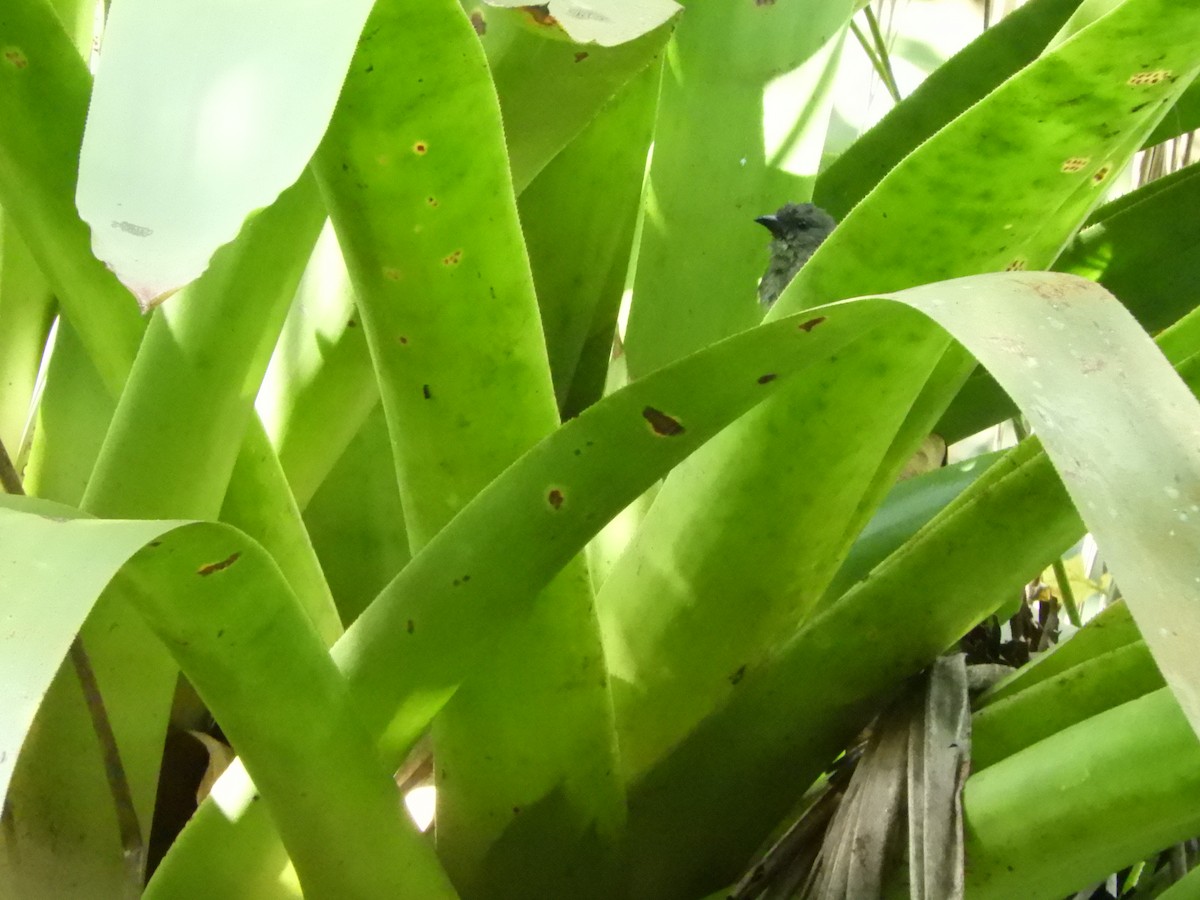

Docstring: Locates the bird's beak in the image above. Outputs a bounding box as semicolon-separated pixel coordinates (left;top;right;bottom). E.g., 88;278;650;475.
754;214;785;238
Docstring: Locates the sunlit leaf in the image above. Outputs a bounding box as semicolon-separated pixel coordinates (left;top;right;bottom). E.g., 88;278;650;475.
76;0;374;306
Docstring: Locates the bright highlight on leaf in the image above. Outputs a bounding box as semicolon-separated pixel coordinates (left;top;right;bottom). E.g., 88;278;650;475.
483;0;680;46
75;0;376;310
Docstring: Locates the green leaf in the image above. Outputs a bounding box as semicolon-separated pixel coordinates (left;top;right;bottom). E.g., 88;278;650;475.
0;0;144;391
821;451;1003;604
521;58;659;415
0;499;455;898
0;215;54;455
814;0;1085;219
964;689;1200;900
623;0;854;379
972;639;1162;771
312;0;623;888
601;0;1200;798
938;162;1200;443
75;0;374;303
472;4;669;193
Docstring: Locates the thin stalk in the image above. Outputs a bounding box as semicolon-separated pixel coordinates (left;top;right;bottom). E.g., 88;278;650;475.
850;20;899;105
1052;557;1083;627
0;437;22;494
862;7;903;103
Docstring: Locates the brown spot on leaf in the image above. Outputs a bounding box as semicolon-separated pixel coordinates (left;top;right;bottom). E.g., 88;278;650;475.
1060;156;1089;173
643;406;685;436
1005;258;1028;272
548;488;564;510
470;10;487;34
383;266;402;281
198;552;241;576
1128;70;1171;86
574;52;589;62
413;141;428;154
442;249;463;266
3;48;28;69
346;319;357;328
522;5;557;25
757;373;777;384
1092;164;1112;184
798;316;826;332
398;335;409;345
427;196;438;207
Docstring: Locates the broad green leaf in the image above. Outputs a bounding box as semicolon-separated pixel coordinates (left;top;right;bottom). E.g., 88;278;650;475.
150;279;923;895
821;452;1003;605
258;222;377;510
0;6;343;892
623;436;1081;897
304;406;409;627
0;215;54;455
155;269;1189;892
972;639;1162;771
0;496;142;808
0;0;144;391
633;305;1200;898
964;689;1200;900
472;4;669;194
814;0;1084;219
75;0;373;305
938;162;1200;442
0;500;455;898
312;0;622;888
482;0;679;47
623;0;854;379
602;0;1200;794
520;59;659;414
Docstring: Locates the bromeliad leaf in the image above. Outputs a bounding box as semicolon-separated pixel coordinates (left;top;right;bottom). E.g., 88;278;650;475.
75;0;375;307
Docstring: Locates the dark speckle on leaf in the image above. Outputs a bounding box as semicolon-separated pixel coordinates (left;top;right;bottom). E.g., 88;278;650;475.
643;406;685;436
757;373;777;384
799;317;826;332
729;665;746;685
407;619;415;634
548;488;564;510
197;552;241;576
422;384;432;399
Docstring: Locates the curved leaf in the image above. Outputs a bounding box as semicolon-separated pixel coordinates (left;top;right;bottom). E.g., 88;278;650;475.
0;499;454;898
76;0;374;305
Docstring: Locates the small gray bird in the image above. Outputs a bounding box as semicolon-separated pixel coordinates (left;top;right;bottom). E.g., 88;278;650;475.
755;202;837;308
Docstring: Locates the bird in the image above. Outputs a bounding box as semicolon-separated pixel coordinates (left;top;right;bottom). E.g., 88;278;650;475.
755;202;837;308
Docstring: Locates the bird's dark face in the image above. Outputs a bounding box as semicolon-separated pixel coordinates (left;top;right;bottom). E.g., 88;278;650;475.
755;202;838;308
754;203;838;240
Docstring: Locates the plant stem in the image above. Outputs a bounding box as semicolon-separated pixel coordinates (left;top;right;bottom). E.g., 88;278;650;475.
1052;557;1083;628
0;437;22;494
862;7;903;103
850;20;901;106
